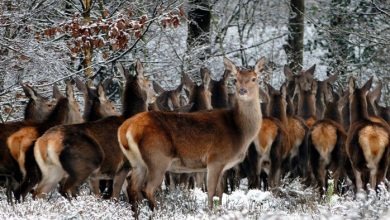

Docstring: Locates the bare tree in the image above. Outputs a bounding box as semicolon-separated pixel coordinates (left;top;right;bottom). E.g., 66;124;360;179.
285;0;305;72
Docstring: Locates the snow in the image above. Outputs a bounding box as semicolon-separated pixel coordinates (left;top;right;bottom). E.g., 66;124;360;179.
1;178;390;219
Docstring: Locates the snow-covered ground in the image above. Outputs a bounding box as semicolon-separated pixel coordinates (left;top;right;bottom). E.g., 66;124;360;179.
1;178;390;219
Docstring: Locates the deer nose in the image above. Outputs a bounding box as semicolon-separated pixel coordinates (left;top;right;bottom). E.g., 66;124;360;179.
239;88;248;95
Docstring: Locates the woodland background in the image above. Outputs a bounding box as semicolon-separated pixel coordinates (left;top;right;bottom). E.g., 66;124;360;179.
0;0;389;121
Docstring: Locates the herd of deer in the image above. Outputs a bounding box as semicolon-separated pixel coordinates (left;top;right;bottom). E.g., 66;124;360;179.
0;57;389;216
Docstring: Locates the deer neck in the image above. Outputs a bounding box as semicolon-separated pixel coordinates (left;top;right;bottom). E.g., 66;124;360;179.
122;81;148;118
324;102;342;123
269;100;288;125
40;98;70;130
211;82;229;109
298;95;316;120
233;94;262;142
316;92;325;119
350;95;369;124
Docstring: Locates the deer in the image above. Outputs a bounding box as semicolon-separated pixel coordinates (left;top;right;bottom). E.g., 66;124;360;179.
367;82;390;125
118;57;265;213
164;68;212;191
346;77;390;192
75;77;119;196
314;74;339;120
249;84;290;190
0;81;83;202
33;60;154;200
284;65;315;114
308;89;348;195
0;85;57;202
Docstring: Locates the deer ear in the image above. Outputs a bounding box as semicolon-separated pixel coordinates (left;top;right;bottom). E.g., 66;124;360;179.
368;81;382;103
362;77;373;93
116;62;127;78
182;73;195;90
348;77;356;95
284;65;294;81
75;77;87;94
305;64;316;76
254;57;266;76
175;83;184;94
223;57;238;76
53;84;63;99
292;83;300;101
265;82;276;95
281;83;287;100
135;59;144;79
338;92;349;110
200;67;211;90
311;81;318;95
325;72;338;84
152;81;165;95
222;70;230;84
22;84;38;100
65;81;75;101
259;87;269;104
97;83;107;102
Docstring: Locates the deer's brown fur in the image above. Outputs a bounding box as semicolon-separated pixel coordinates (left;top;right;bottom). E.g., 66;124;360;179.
346;77;390;191
33;60;152;200
118;57;264;212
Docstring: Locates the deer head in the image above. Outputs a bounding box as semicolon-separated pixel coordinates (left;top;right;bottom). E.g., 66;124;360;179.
348;76;373;123
22;84;55;123
182;67;212;111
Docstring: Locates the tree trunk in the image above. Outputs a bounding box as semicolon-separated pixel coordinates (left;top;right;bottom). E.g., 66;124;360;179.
285;0;305;73
187;0;211;61
81;0;93;77
328;0;350;79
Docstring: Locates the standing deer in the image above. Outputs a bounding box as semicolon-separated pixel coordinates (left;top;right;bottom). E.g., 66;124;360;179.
33;60;153;200
284;65;315;114
118;57;265;212
0;85;56;202
346;77;390;191
308;90;348;195
165;68;212;191
1;81;83;201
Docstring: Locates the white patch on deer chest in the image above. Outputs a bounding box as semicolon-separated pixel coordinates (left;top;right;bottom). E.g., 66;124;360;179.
358;126;389;169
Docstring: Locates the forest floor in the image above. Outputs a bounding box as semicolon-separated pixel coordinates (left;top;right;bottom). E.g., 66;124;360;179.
0;178;389;219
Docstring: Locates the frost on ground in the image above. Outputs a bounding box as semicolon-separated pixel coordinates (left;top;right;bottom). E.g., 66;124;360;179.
0;178;390;220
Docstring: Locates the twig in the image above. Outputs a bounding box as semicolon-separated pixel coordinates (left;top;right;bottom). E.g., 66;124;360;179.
213;34;287;57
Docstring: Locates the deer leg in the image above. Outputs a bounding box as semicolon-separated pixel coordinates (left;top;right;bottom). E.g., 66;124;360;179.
111;169;129;200
89;178;101;196
333;168;342;195
129;166;147;213
143;161;170;211
216;171;225;205
318;162;327;195
34;177;59;199
369;168;377;190
354;170;363;192
61;171;91;198
207;164;224;209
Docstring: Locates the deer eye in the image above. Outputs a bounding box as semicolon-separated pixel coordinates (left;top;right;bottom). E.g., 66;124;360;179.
252;77;256;82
